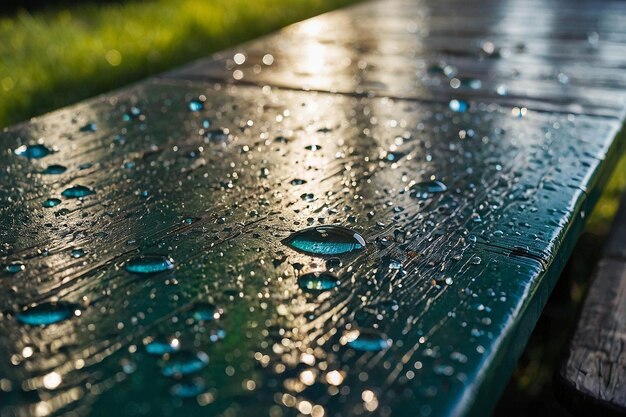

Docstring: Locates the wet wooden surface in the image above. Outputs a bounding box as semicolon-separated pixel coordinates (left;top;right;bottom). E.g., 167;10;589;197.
557;195;626;416
0;0;625;416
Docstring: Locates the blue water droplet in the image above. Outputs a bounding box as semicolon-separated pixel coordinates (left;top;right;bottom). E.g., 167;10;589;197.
42;164;67;175
43;197;60;208
161;351;209;377
16;302;79;326
191;302;221;321
70;248;85;258
61;185;95;198
79;122;97;132
125;255;174;274
290;179;307;185
123;106;142;121
78;163;93;170
14;144;52;159
5;262;25;273
170;377;206;398
410;180;447;200
344;329;392;352
145;337;181;355
298;271;339;292
283;225;366;256
449;99;469;113
305;144;322;151
188;100;204;112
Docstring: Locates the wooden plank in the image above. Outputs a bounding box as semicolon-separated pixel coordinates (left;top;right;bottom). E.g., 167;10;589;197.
0;0;624;416
556;195;626;415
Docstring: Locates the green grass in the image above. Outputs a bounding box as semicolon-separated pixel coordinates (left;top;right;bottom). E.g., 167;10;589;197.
0;0;357;128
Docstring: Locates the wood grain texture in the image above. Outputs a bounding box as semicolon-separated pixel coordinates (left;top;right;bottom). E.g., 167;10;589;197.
557;197;626;416
0;0;625;416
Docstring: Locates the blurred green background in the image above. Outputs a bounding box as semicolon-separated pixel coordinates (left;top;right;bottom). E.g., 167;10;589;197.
1;1;625;415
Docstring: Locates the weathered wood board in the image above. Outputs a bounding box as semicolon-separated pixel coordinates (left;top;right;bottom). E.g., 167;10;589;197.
0;0;625;416
557;195;626;416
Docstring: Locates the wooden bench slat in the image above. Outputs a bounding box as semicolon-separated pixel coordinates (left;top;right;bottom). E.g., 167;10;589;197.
0;0;625;416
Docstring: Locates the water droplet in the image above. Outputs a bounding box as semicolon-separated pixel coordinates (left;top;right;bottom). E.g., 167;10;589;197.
79;122;97;132
470;256;482;265
16;302;79;326
449;99;469;113
5;262;25;273
188;100;204;112
170;377;206;398
145;337;181;355
409;180;447;200
305;144;322;151
161;351;209;377
290;179;307;185
14;144;52;159
283;225;366;256
123;106;142;121
343;329;392;352
70;248;85;258
124;256;174;274
42;164;67;175
298;271;339;292
191;302;222;321
61;185;95;198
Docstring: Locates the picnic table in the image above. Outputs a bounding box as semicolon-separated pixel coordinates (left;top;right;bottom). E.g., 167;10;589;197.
1;0;625;416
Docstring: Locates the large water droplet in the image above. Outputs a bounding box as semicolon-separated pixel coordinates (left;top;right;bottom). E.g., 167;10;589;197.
449;99;469;113
42;164;67;175
79;122;97;132
298;271;339;292
125;255;174;274
5;262;25;273
70;248;85;258
61;185;95;198
343;329;392;352
188;99;204;112
410;180;447;200
161;351;209;377
145;337;181;355
191;302;222;321
16;302;79;326
283;226;366;256
14;144;52;159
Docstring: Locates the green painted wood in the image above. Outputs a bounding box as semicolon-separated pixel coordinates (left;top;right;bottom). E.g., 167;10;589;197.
0;0;625;416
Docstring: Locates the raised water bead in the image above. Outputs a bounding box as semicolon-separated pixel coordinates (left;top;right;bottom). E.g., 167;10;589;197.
16;302;80;326
79;122;97;132
14;144;53;159
449;99;469;113
290;178;307;185
170;377;207;398
42;164;67;175
61;185;95;198
161;351;209;377
145;337;181;355
409;180;447;200
283;225;366;256
5;262;25;273
342;328;392;352
70;248;85;258
188;98;205;112
124;255;174;274
298;271;340;293
122;106;142;121
191;302;222;321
